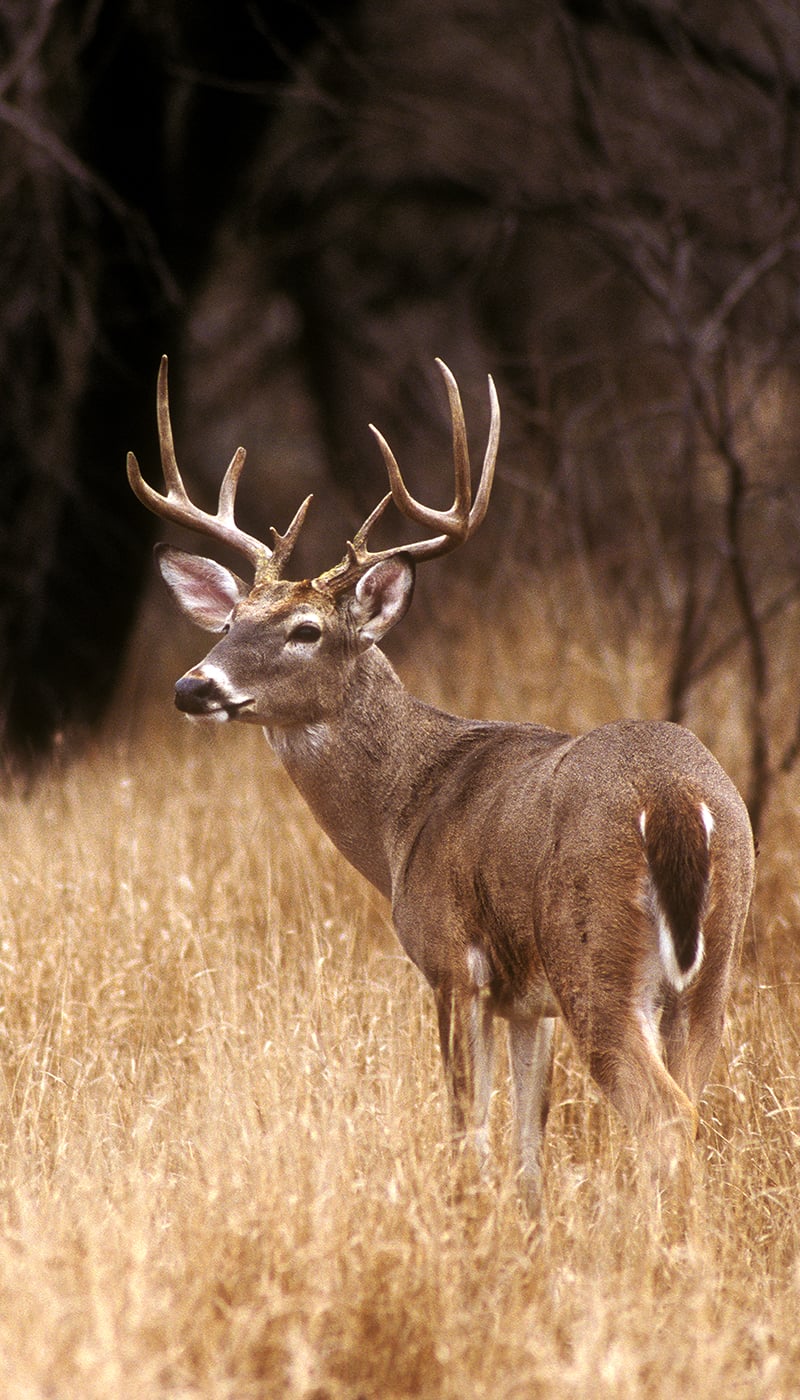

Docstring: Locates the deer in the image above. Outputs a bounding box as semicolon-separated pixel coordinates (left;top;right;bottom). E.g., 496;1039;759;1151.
127;356;755;1212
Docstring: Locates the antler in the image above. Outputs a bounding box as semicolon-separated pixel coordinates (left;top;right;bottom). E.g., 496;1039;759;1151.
318;359;500;594
126;356;310;582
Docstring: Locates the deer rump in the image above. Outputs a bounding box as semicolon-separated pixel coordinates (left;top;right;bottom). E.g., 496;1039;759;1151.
391;717;748;1033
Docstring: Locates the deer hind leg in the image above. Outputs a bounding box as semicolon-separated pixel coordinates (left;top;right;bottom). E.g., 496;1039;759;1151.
507;1016;555;1213
586;982;699;1197
658;882;741;1104
435;981;495;1176
660;964;730;1105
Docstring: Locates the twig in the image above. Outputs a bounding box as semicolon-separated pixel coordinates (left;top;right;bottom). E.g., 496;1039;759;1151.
0;97;180;304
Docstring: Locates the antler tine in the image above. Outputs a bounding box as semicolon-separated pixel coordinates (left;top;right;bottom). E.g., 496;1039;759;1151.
217;443;249;521
267;494;314;578
350;491;394;551
315;492;393;593
468;371;501;529
154;353;182;497
127;356;309;580
434;357;472;531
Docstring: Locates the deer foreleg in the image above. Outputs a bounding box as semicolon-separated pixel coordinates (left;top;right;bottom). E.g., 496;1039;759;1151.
435;984;495;1173
508;1016;555;1213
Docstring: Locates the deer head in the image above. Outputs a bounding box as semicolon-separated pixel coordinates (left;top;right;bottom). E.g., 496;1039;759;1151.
126;358;500;729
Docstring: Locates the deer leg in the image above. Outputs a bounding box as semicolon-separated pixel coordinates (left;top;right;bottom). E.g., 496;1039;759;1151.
661;974;728;1105
661;900;739;1106
660;988;695;1094
588;993;699;1197
435;984;495;1174
545;910;700;1196
507;1016;555;1213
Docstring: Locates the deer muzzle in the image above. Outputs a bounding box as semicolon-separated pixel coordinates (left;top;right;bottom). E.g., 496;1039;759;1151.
174;669;253;722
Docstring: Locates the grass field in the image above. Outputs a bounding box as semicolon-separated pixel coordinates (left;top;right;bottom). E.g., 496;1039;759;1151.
0;572;798;1399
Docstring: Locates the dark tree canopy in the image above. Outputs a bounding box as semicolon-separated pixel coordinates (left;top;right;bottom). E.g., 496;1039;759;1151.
1;0;799;826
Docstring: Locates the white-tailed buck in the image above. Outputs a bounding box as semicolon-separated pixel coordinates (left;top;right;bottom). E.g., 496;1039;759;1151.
128;357;755;1208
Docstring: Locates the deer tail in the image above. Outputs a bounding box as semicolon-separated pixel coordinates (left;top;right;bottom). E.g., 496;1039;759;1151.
639;788;713;992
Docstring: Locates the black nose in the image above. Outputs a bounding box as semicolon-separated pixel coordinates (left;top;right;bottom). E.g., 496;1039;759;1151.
175;673;223;714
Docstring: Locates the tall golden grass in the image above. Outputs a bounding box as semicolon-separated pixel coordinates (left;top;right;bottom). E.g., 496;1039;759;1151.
1;569;798;1399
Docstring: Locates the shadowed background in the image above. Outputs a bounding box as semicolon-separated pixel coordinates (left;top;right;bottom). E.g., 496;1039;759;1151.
2;0;800;834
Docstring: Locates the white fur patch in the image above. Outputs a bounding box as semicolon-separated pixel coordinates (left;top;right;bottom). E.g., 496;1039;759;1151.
195;662;249;705
266;723;329;762
467;945;492;989
186;708;230;725
700;801;715;844
645;875;705;992
635;991;662;1056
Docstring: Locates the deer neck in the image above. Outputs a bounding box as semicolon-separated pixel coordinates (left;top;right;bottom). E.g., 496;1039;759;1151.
264;648;466;898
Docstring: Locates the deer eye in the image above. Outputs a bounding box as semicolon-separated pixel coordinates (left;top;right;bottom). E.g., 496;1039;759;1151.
288;621;322;644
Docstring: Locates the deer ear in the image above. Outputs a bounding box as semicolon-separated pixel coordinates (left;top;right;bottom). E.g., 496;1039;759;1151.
352;556;415;647
155;543;249;632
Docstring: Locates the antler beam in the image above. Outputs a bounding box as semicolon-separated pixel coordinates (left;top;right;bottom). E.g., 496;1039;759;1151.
319;359;500;594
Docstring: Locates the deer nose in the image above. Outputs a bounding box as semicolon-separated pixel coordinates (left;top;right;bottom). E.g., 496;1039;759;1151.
174;673;222;714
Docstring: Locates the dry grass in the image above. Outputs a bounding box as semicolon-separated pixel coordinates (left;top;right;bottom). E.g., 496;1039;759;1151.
1;572;799;1399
